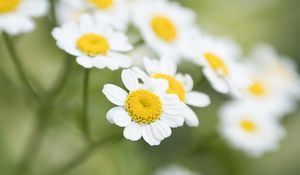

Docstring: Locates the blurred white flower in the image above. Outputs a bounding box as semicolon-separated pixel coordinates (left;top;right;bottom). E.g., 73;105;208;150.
154;164;200;175
102;68;185;146
52;14;133;70
132;0;197;62
56;0;130;30
249;44;300;102
219;101;285;157
0;0;48;35
192;33;247;95
142;57;211;127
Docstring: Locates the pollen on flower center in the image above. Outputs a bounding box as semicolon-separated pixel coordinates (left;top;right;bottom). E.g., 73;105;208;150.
77;33;110;56
151;15;177;42
248;81;266;96
0;0;20;13
89;0;114;10
125;90;162;124
204;52;229;76
240;119;257;133
152;73;185;101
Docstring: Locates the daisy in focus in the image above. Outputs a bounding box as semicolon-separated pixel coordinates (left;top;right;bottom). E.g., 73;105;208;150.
52;14;133;70
132;0;197;62
0;0;48;35
142;57;211;127
102;68;185;146
192;33;247;94
56;0;130;30
219;101;285;157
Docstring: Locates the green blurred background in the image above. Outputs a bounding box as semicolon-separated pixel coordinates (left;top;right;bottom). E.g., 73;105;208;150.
0;0;300;175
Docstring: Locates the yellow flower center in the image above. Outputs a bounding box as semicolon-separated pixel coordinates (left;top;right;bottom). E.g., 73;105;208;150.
125;90;162;124
240;119;257;133
152;73;185;101
151;15;177;42
0;0;20;13
248;81;266;96
89;0;114;10
77;34;110;56
204;52;229;76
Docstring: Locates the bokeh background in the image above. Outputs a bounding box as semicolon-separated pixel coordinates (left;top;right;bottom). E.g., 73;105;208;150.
0;0;300;175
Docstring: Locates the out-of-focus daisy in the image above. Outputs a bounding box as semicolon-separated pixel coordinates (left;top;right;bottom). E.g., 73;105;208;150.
192;33;247;94
0;0;48;35
102;68;185;146
52;14;133;70
56;0;130;30
154;164;200;175
132;0;196;62
249;44;300;102
219;101;285;157
236;62;295;118
142;57;210;127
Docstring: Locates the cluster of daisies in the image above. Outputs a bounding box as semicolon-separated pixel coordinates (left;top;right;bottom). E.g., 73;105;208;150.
1;0;300;157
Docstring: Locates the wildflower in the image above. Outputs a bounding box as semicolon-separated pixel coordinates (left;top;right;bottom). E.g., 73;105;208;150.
142;57;210;127
0;0;48;35
132;0;197;62
219;101;285;157
102;68;185;146
56;0;130;30
52;14;133;70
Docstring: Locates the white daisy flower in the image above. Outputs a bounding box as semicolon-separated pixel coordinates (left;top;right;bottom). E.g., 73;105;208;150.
0;0;48;35
102;68;185;146
235;62;295;118
52;14;133;70
56;0;130;31
219;101;285;157
192;33;247;95
132;0;197;62
142;57;211;127
249;44;300;102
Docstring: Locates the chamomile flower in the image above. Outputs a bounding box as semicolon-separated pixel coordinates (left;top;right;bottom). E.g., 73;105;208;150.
56;0;130;31
219;101;285;157
52;14;133;70
0;0;48;35
102;68;185;146
142;57;211;127
249;44;300;101
192;33;247;94
132;0;197;62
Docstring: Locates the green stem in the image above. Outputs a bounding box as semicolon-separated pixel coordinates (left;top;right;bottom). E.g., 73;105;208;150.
2;33;40;100
52;134;122;175
81;69;90;139
16;103;52;175
49;0;57;26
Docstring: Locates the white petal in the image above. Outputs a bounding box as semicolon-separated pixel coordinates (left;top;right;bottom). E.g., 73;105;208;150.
182;105;199;127
159;56;177;76
112;110;132;127
203;68;229;94
76;56;93;69
106;52;132;70
146;78;168;96
161;95;185;115
106;106;120;123
176;73;194;91
160;113;184;128
142;125;161;146
123;122;142;141
185;92;211;107
122;69;140;91
143;57;159;75
102;84;128;106
151;121;172;140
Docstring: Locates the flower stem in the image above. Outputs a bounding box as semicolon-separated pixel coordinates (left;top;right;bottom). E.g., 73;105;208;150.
49;0;58;26
2;32;40;100
81;69;90;140
51;134;122;175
